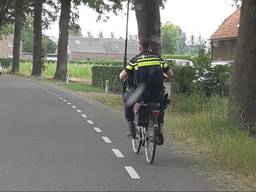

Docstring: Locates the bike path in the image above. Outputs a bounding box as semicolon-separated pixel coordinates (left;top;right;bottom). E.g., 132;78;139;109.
0;75;216;191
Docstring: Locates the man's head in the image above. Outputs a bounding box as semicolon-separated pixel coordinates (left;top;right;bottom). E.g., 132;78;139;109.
138;38;151;52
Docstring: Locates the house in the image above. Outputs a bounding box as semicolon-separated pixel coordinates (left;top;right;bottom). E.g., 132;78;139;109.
0;34;14;58
210;9;240;62
68;36;138;61
0;34;23;59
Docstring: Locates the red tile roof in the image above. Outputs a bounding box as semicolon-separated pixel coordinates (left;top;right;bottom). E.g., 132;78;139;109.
210;9;240;40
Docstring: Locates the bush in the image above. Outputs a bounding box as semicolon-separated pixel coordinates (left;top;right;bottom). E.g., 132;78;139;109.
92;65;123;93
172;66;197;94
195;65;231;97
0;58;12;68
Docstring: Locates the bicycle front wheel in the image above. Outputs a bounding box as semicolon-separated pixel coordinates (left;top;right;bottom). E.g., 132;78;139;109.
132;126;142;154
145;117;157;164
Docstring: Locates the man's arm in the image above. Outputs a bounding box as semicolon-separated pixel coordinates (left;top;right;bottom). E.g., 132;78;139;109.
119;69;129;81
164;68;174;81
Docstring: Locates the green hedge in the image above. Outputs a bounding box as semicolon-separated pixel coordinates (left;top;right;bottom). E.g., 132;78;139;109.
92;65;123;93
69;60;123;66
0;58;12;67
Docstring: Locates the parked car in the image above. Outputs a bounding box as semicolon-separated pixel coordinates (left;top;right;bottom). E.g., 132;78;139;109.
165;58;194;67
46;54;57;62
0;63;3;75
211;60;234;67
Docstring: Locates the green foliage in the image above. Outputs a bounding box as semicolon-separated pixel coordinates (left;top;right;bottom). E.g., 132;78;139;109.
21;17;57;54
166;95;256;179
92;65;123;93
68;60;123;66
0;58;12;68
161;22;186;54
172;66;197;94
62;82;103;93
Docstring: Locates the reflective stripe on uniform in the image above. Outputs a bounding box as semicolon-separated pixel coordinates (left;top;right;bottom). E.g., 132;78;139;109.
137;61;161;68
126;65;134;70
137;58;160;63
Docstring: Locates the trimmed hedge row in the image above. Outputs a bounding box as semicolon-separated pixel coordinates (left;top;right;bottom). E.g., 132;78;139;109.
92;64;232;96
0;58;12;67
92;65;123;93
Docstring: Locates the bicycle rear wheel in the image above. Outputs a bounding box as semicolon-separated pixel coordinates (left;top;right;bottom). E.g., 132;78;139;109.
145;117;157;164
132;126;142;154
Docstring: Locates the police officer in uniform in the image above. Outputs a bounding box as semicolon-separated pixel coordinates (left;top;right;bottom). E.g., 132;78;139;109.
119;38;173;145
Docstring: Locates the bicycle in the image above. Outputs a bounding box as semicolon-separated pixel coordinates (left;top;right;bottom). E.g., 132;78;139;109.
131;102;161;164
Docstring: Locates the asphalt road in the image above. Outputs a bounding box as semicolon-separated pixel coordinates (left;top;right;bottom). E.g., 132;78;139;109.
0;74;217;191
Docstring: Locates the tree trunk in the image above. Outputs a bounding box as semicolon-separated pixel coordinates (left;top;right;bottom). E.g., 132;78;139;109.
134;0;161;56
12;0;24;73
230;0;256;132
54;0;71;81
32;0;43;76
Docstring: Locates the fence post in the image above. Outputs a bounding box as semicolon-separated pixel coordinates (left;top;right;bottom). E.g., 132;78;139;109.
164;82;171;98
66;72;69;84
105;80;109;96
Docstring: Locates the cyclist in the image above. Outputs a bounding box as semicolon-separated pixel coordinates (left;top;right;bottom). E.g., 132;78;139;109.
119;38;173;145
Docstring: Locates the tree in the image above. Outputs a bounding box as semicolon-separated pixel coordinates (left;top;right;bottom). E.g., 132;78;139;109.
54;0;71;80
134;0;161;55
186;34;207;55
32;0;43;76
0;0;14;31
161;22;186;54
230;0;256;133
12;0;25;73
98;31;103;38
54;0;124;81
110;32;115;39
87;31;93;38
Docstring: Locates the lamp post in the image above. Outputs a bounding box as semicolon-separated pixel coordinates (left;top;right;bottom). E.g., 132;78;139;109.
123;0;130;95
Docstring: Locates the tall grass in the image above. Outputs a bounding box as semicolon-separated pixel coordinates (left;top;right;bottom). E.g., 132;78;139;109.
165;94;256;179
19;62;92;80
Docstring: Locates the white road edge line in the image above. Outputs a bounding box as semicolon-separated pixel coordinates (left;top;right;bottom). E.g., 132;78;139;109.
102;136;112;143
81;114;87;118
124;166;140;179
87;120;94;125
112;149;124;158
93;127;102;133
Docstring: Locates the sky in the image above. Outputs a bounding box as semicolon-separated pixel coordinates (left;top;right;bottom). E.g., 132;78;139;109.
45;0;237;40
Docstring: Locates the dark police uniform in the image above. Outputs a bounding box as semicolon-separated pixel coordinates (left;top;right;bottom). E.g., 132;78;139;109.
124;50;169;122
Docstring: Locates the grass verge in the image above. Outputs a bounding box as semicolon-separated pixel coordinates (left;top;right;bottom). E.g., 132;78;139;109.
61;82;103;93
88;93;256;183
19;61;92;81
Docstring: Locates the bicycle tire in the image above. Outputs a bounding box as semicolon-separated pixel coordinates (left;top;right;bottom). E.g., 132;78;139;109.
145;116;157;164
132;126;142;154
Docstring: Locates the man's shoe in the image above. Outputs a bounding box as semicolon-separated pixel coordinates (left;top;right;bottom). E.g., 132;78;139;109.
156;128;164;145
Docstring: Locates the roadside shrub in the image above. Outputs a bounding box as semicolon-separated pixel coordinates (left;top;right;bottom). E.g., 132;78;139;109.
0;58;12;68
173;66;197;94
69;60;123;66
92;65;123;93
195;65;231;97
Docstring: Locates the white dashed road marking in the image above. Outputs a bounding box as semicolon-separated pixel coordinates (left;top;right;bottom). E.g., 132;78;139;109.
124;166;140;179
67;102;72;105
102;136;112;143
112;149;124;158
93;127;102;133
81;114;87;118
72;105;77;109
76;109;82;113
87;120;94;125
